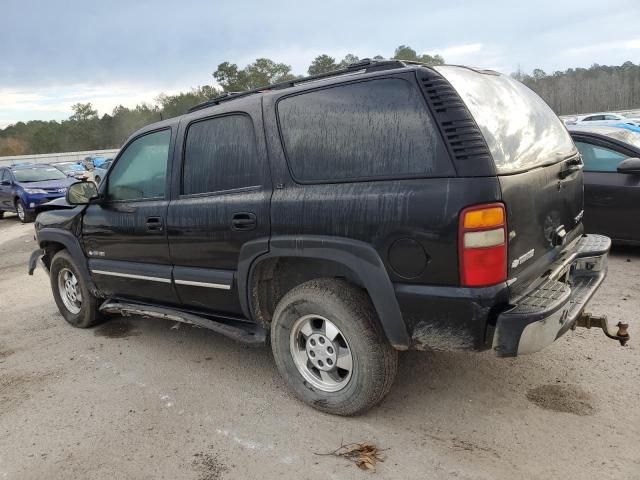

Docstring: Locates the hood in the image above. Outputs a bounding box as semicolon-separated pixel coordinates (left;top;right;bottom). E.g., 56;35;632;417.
19;177;76;189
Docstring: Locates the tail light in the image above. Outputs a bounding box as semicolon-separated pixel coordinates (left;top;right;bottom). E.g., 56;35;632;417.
459;203;507;287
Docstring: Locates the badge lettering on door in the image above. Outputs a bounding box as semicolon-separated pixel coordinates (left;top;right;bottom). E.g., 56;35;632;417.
88;250;106;257
511;249;535;268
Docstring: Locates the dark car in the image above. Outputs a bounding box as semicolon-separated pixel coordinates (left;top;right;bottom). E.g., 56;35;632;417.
0;164;75;222
28;60;620;415
568;125;640;244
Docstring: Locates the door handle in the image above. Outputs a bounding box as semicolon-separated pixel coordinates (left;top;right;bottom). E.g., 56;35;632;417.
145;216;164;232
231;212;257;231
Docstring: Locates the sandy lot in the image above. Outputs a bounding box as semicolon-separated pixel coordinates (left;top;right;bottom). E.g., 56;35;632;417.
0;214;638;480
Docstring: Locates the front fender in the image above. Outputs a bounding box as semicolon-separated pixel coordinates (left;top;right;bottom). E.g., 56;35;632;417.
35;228;99;296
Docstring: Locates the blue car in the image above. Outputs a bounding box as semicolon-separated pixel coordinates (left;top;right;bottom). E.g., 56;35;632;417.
0;164;76;223
611;122;640;133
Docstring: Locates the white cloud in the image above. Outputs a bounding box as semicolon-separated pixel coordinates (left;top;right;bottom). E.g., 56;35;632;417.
434;43;483;57
564;37;640;55
0;83;184;127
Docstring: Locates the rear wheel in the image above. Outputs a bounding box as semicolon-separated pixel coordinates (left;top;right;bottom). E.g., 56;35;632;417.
50;250;101;328
271;278;398;416
15;199;34;223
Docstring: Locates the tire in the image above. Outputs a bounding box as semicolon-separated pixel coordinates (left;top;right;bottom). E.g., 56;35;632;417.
0;210;4;219
271;278;398;416
15;199;34;223
50;250;101;328
94;176;101;184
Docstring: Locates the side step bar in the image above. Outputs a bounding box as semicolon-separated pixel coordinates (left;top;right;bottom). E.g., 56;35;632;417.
99;300;267;346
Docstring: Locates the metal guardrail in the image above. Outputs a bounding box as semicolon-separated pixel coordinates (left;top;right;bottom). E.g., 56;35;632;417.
0;149;120;166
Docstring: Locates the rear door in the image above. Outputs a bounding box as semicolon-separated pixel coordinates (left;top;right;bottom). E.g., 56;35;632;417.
82;127;179;305
574;137;640;241
436;66;583;289
166;105;271;316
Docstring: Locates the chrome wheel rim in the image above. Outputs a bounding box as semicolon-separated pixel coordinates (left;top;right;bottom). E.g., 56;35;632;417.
290;314;353;392
16;202;24;221
57;268;82;314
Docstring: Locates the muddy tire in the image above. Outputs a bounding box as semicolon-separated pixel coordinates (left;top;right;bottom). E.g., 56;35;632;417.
271;278;398;416
50;250;101;328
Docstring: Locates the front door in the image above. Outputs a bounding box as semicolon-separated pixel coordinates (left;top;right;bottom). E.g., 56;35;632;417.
575;139;640;241
167;110;271;316
0;169;13;210
82;127;180;305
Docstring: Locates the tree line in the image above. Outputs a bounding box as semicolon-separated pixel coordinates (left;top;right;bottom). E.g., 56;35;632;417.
514;62;640;116
1;45;639;156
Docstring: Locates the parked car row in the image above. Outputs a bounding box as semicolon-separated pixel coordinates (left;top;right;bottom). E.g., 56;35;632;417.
564;112;640;127
0;159;113;222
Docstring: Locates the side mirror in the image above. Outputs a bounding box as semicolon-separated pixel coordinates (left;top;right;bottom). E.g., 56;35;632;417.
66;181;99;205
617;157;640;174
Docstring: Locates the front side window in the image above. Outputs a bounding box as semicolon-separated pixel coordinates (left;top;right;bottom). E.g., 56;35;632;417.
277;78;451;183
575;141;627;172
107;129;171;202
182;114;261;195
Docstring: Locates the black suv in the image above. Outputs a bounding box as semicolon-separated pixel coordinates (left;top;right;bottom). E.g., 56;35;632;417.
29;60;615;415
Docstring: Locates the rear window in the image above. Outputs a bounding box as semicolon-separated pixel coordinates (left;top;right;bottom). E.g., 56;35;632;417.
277;78;453;183
435;66;577;174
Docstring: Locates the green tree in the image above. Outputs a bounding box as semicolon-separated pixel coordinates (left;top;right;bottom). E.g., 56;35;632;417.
308;54;338;75
337;54;360;69
393;45;444;66
69;103;98;121
393;45;418;61
213;58;296;92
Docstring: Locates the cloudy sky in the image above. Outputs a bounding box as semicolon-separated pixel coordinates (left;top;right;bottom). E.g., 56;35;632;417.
2;0;639;128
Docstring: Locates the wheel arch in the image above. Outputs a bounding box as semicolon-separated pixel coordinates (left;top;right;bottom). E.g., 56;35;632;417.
37;228;100;296
238;235;410;350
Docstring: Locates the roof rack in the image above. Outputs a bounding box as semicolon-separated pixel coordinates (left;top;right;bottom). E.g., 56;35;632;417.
187;58;412;113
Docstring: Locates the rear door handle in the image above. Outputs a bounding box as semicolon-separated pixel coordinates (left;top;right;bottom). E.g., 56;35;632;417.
145;216;164;232
231;212;257;231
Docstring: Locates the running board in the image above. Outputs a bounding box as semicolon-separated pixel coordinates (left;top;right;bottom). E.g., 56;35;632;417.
99;300;267;346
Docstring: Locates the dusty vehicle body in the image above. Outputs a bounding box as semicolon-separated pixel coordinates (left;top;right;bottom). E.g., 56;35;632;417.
28;59;625;415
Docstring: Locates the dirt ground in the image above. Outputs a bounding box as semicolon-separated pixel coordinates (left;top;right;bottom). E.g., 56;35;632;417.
0;214;638;480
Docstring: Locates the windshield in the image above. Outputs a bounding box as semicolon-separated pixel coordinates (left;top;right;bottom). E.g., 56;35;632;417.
435;66;577;174
12;167;68;182
606;129;640;149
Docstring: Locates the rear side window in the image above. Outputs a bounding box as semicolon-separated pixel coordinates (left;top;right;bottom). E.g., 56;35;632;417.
277;78;452;183
182;114;261;195
436;66;577;174
575;141;627;172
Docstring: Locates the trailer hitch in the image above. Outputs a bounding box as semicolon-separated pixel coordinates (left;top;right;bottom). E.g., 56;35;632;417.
575;312;629;346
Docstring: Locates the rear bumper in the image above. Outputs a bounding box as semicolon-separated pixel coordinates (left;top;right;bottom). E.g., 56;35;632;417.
492;234;610;356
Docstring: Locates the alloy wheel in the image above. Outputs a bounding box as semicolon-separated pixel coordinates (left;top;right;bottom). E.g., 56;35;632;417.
289;314;353;392
57;268;82;314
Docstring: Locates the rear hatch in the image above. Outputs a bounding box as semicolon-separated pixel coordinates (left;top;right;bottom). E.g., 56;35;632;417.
436;66;583;291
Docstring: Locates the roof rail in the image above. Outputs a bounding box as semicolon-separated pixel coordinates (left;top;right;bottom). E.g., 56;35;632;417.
187;58;411;113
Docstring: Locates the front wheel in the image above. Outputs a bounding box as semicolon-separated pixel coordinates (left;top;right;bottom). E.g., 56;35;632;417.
15;199;34;223
271;279;398;416
50;250;101;328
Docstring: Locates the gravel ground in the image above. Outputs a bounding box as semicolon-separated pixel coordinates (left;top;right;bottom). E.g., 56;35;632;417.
0;215;638;480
